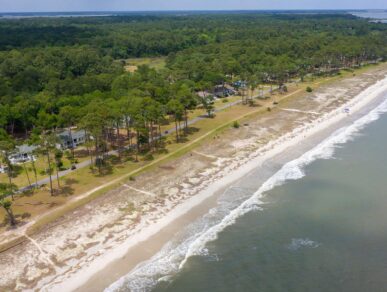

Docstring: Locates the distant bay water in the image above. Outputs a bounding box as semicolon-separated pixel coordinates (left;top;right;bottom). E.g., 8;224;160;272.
1;10;387;20
0;12;115;19
351;11;387;23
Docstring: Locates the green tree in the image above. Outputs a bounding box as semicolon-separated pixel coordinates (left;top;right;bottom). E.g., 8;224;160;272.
199;95;215;118
39;131;58;196
0;196;16;226
167;99;184;142
0;129;16;200
54;149;63;189
58;106;79;160
177;84;197;134
80;100;108;173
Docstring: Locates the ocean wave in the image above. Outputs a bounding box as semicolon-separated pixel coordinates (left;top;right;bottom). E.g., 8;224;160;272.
105;80;387;292
287;238;320;251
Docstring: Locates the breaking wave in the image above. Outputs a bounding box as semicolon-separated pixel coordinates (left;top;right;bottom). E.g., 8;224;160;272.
287;238;320;251
106;80;387;292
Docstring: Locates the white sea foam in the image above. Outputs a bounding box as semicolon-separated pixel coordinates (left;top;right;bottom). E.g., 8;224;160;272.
287;238;320;251
105;79;387;292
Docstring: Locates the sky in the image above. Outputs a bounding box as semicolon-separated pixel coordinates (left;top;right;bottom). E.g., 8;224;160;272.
0;0;385;13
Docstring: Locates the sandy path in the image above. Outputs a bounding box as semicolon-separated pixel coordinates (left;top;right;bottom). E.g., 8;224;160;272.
0;64;386;291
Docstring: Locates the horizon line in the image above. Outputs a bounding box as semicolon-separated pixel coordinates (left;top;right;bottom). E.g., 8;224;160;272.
0;9;386;14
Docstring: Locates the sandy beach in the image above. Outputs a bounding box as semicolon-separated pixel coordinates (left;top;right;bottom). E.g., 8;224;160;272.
1;64;387;291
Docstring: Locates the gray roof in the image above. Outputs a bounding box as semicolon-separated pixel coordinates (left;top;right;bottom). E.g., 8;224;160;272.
58;129;86;141
16;144;38;154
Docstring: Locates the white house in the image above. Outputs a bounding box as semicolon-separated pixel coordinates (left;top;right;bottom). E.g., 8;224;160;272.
8;145;38;164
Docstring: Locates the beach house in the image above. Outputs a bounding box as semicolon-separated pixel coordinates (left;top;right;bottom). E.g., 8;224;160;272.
8;144;38;164
213;84;236;98
57;129;87;150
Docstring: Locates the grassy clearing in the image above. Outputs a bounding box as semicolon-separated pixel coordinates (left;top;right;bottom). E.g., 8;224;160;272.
124;57;167;72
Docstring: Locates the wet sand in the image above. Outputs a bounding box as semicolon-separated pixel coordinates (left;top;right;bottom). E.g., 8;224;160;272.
77;67;387;292
0;64;387;291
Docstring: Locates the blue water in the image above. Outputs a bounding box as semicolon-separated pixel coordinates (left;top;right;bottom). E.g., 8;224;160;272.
1;10;384;19
104;80;387;292
351;11;387;23
150;106;387;291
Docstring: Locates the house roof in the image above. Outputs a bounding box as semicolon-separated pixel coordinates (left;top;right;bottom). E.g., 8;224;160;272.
16;144;38;154
214;84;236;91
58;129;86;141
197;91;212;98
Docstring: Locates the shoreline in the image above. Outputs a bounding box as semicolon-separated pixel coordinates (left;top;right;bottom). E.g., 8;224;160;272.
1;64;386;291
54;74;387;291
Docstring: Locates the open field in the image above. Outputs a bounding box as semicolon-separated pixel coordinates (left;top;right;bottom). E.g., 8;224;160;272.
124;57;167;72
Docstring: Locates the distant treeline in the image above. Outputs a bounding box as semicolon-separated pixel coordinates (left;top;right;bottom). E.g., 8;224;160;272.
0;13;386;138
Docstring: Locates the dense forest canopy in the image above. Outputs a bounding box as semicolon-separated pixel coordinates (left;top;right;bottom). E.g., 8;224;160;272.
0;13;386;137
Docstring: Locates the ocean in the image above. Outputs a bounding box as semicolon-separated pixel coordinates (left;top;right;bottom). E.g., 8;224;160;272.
152;101;387;292
104;79;387;292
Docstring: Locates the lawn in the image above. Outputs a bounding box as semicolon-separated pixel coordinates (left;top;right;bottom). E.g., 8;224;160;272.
0;148;91;188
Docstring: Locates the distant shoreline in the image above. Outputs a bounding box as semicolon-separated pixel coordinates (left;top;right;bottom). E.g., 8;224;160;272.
0;9;385;19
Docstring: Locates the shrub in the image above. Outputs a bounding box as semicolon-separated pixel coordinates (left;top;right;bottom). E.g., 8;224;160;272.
64;150;72;160
233;121;240;128
144;153;154;161
306;86;313;93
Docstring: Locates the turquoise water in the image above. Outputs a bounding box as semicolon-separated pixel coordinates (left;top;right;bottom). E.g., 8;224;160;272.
151;110;387;292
